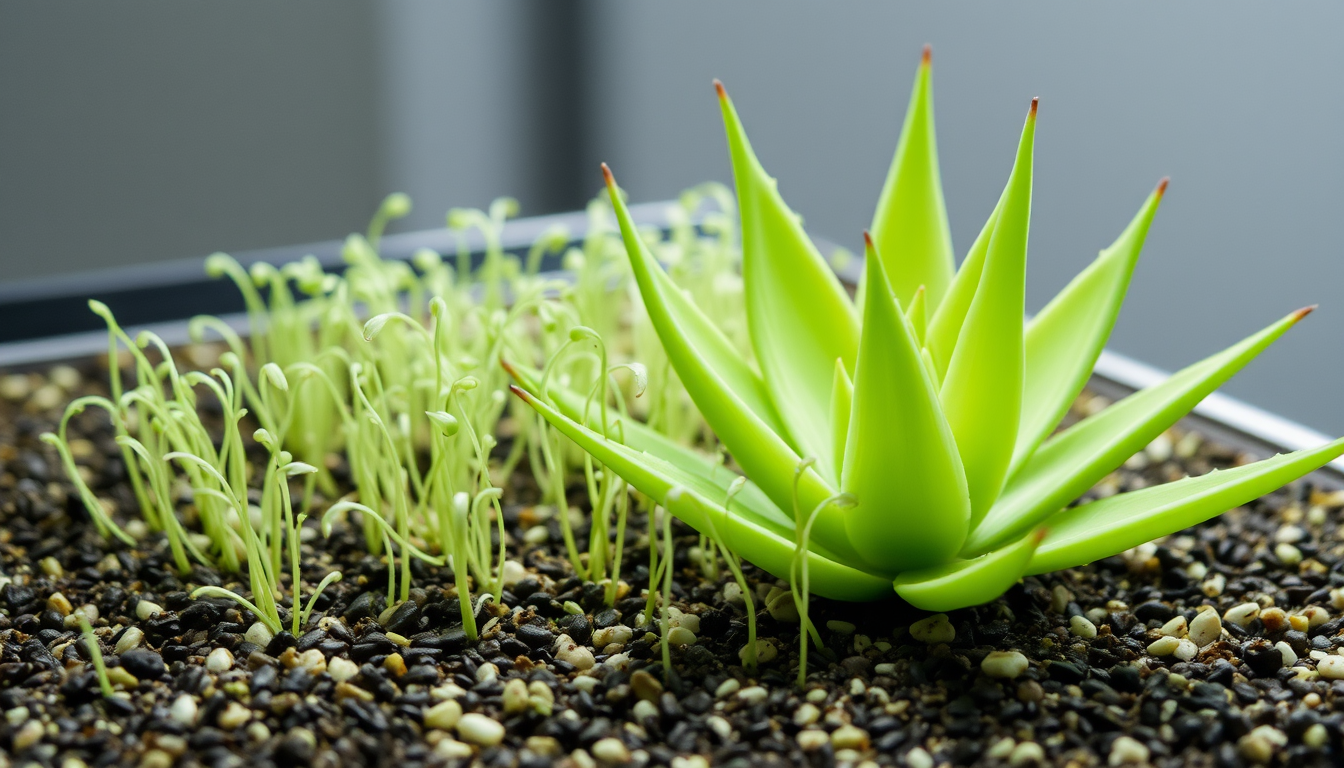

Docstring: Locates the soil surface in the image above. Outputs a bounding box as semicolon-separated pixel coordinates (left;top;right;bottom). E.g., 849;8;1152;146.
3;361;1344;768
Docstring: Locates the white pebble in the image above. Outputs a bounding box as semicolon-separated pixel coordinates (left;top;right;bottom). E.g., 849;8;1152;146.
909;614;955;644
169;695;197;726
217;701;251;730
1317;656;1344;680
115;627;145;654
206;648;234;673
12;719;43;751
830;725;869;750
1188;609;1222;647
1224;603;1259;628
1070;616;1097;639
1276;641;1298;667
796;729;829;751
502;679;529;715
1158;616;1186;637
555;638;595;670
1010;741;1046;767
1202;574;1226;597
456;712;505;746
1108;735;1150;765
1275;543;1303;566
434;738;474;759
1173;638;1199;662
737;686;768;705
327;657;359;683
501;560;527;587
714;679;740;699
424;699;463;730
591;737;630;764
632;699;658;722
906;746;934;768
1147;636;1180;657
666;626;697;646
981;651;1029;679
245;622;275;647
593;625;633;648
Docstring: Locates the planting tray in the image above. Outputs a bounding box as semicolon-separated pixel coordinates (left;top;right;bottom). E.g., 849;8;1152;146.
5;204;1344;767
2;203;1338;485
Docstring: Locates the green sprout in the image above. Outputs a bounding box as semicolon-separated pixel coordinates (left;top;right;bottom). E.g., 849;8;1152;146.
508;48;1344;617
76;614;114;699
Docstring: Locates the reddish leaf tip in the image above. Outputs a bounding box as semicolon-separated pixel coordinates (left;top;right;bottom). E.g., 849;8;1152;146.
1156;177;1170;198
508;384;533;403
862;230;875;251
713;79;727;99
1032;527;1049;545
921;44;932;66
600;163;615;187
1028;97;1039;118
499;358;517;377
1292;305;1318;322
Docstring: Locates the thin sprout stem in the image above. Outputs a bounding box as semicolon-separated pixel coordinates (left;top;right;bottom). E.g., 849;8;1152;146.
659;508;673;684
77;614;113;698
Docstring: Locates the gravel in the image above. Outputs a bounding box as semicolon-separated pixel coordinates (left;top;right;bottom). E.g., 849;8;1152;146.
5;363;1344;766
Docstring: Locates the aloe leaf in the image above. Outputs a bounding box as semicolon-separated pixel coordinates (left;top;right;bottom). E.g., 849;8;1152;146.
510;385;889;601
905;285;928;344
504;359;795;534
967;307;1312;555
939;100;1036;525
894;529;1044;611
1028;438;1344;575
869;47;955;310
603;167;785;437
603;167;852;554
842;237;970;573
925;198;1000;380
829;358;853;484
717;81;860;477
1012;179;1167;474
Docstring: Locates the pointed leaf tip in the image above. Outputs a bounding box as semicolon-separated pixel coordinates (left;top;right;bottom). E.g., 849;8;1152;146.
508;384;532;403
1029;97;1039;118
1293;305;1317;322
922;44;931;66
1157;177;1170;198
862;230;875;250
714;79;726;99
601;163;615;187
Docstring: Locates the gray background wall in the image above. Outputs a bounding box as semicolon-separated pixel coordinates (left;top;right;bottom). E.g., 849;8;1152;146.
2;2;1342;434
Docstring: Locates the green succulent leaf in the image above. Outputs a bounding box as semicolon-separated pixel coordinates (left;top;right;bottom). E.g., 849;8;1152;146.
967;306;1312;555
1013;180;1166;473
509;384;889;601
894;528;1044;612
925;198;1000;381
603;166;856;559
1028;437;1344;574
717;82;860;479
939;100;1036;525
870;47;955;310
829;358;853;484
506;359;794;532
842;237;970;573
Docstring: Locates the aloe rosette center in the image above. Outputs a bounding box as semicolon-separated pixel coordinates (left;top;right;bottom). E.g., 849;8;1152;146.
509;48;1344;610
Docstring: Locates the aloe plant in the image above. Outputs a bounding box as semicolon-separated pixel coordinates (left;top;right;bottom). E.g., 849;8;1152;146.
510;48;1344;611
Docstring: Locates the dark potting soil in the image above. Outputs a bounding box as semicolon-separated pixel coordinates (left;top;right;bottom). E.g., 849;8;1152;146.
2;359;1344;768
